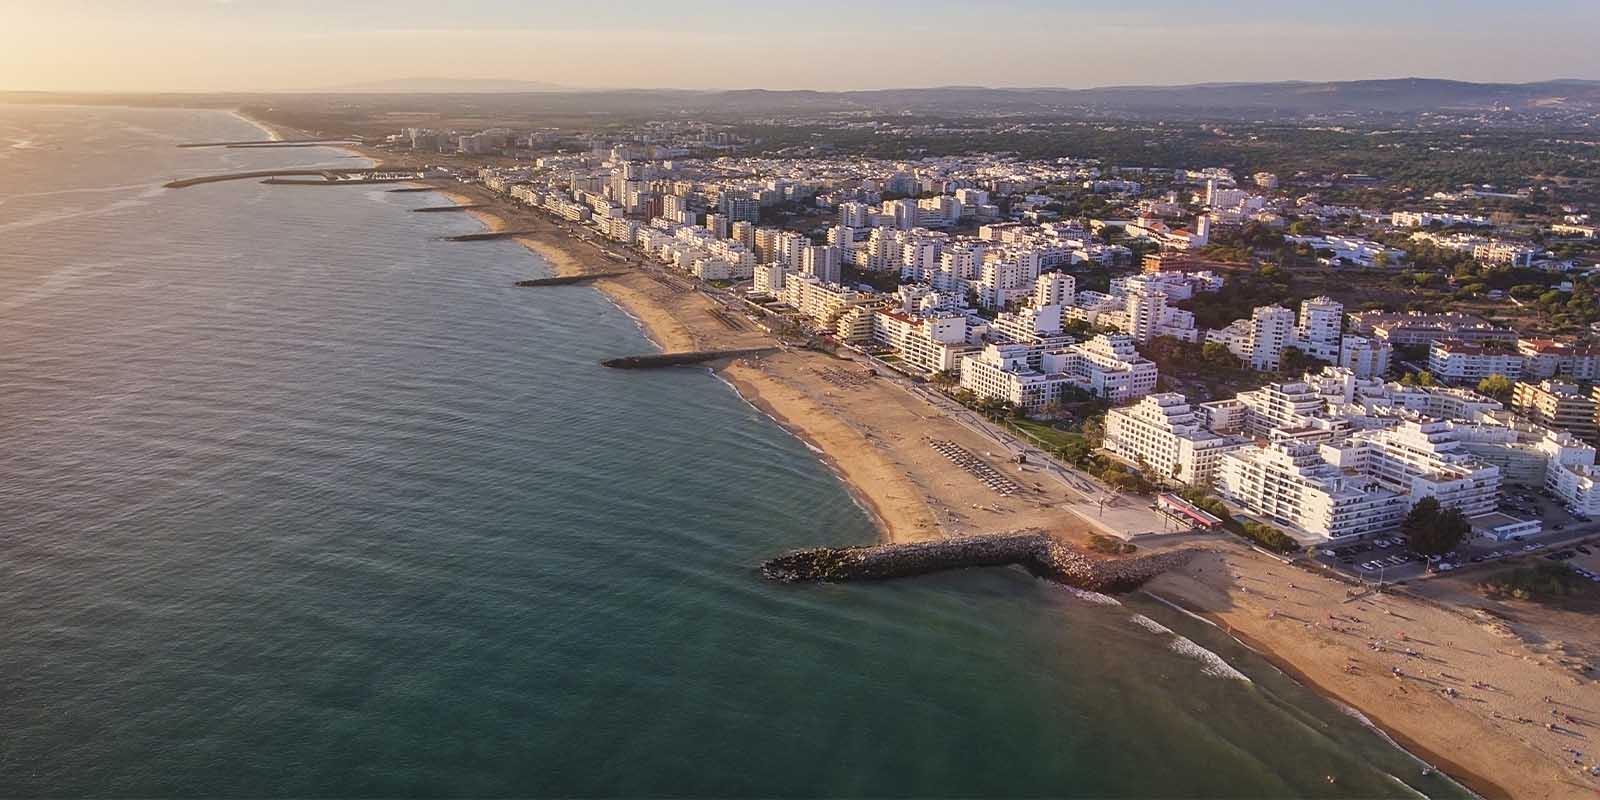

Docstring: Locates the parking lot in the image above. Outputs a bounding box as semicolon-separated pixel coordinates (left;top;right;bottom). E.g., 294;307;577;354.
1311;484;1600;583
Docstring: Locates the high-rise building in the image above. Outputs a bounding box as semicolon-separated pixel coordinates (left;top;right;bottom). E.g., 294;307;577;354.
802;245;842;285
1104;393;1248;486
1296;296;1344;362
1248;306;1297;371
1033;272;1076;308
838;202;871;228
1512;381;1600;443
1216;441;1408;540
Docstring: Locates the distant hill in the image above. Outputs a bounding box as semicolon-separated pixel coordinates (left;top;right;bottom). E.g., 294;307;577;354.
308;77;575;93
731;78;1600;116
7;77;1597;123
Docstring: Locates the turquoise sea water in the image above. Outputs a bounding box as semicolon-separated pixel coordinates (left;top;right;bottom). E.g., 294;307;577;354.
0;105;1470;798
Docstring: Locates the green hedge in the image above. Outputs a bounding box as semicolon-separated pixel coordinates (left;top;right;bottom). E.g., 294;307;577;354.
1241;521;1299;553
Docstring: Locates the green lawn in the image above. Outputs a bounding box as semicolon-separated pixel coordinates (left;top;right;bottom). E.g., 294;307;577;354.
1009;419;1082;451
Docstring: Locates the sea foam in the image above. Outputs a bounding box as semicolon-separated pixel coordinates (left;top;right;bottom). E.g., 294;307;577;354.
1169;636;1253;682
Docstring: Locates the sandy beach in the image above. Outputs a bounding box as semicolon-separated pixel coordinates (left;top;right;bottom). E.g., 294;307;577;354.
1148;547;1600;799
332;148;1600;798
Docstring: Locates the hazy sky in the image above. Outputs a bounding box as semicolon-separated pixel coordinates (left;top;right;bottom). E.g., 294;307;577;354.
4;0;1599;92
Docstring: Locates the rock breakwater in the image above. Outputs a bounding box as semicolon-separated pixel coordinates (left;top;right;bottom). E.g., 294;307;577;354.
761;532;1198;593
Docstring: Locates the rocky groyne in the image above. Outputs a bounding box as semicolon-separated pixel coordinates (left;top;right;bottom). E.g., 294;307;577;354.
601;347;779;369
514;272;629;287
445;230;540;242
761;532;1199;593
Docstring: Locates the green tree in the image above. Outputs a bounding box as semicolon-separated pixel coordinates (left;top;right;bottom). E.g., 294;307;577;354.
1055;436;1093;467
1476;373;1515;402
1202;341;1240;368
1279;345;1327;373
1401;497;1471;557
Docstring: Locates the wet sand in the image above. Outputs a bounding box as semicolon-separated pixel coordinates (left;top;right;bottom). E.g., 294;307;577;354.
1148;546;1600;800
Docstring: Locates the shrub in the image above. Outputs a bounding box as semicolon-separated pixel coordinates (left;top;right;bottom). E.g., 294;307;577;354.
1240;521;1298;553
1483;565;1589;601
1178;488;1234;524
1087;534;1138;555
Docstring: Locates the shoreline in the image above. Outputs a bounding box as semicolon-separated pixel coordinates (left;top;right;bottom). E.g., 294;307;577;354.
233;108;377;170
1145;589;1503;800
1145;548;1599;800
332;136;1597;798
716;365;909;544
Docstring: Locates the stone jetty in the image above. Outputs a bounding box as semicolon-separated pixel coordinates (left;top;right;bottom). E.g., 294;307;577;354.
514;272;629;287
177;138;360;148
164;169;351;189
761;532;1199;593
601;347;779;369
445;230;539;242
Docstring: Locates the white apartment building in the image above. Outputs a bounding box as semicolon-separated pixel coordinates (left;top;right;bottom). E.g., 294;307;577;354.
990;304;1065;344
1033;273;1075;307
1235;380;1329;438
802;245;842;285
1517;339;1600;382
1427;340;1524;385
1391;211;1490;228
1337;334;1392;378
1296;297;1344;362
1104;393;1248;486
1063;335;1159;402
1321;420;1502;518
777;276;875;328
875;310;979;375
1208;305;1296;371
1472;240;1538;267
959;334;1158;410
752;263;787;296
838;202;872;228
1216;441;1409;541
1537;430;1600;516
1076;287;1200;344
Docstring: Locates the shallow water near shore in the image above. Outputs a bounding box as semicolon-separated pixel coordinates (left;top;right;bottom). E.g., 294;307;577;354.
0;105;1471;798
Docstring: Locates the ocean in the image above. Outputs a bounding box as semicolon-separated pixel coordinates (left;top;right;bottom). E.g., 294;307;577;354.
0;104;1470;798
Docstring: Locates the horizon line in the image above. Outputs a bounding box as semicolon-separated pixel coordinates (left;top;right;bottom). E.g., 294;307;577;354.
4;75;1599;96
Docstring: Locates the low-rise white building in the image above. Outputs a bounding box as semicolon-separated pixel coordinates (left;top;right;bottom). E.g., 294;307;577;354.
1538;430;1600;516
959;334;1158;411
1428;340;1523;385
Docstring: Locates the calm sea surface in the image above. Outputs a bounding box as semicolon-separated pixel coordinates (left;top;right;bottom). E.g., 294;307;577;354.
0;105;1469;798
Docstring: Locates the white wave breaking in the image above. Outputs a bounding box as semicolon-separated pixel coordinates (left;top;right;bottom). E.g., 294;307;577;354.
1169;636;1252;682
1130;614;1173;635
1062;586;1122;606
